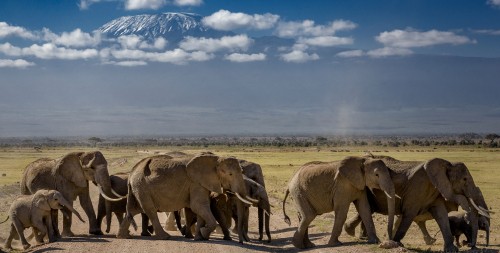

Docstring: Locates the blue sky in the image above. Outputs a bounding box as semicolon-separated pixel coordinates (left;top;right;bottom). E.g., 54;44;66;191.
1;0;500;137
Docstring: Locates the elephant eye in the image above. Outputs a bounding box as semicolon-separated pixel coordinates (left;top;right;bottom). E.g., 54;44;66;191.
229;173;233;176
375;173;379;177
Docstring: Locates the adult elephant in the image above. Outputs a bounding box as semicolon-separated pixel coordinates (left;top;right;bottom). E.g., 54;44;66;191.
117;153;256;240
282;156;395;249
21;151;121;236
344;155;491;252
239;160;270;242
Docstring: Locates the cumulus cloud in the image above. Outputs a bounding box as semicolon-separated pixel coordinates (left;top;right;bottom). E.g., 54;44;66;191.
42;28;101;48
0;42;99;60
471;29;500;35
179;35;253;52
108;48;214;64
488;0;500;7
298;36;353;47
117;35;167;50
281;50;319;63
366;47;413;58
0;59;35;68
376;29;474;48
0;22;37;39
224;53;266;62
125;0;166;10
276;19;357;38
173;0;202;6
202;10;279;31
336;50;365;58
104;60;148;66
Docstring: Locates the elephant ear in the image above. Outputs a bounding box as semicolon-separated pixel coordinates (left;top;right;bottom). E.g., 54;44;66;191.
424;158;454;201
33;190;51;211
54;152;87;188
186;154;223;194
337;156;365;191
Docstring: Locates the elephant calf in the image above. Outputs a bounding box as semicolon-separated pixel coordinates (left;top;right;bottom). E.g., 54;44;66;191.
1;190;84;250
449;211;490;248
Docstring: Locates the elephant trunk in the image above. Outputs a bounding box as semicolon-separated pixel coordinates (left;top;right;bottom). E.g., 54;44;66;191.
380;178;395;240
485;221;490;246
60;197;85;223
260;199;272;242
96;167;125;202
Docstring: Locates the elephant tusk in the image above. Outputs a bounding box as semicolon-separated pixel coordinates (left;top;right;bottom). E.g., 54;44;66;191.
384;191;393;199
235;192;253;205
245;196;259;204
479;205;494;214
99;186;126;202
395;194;402;199
111;188;127;198
470;198;491;218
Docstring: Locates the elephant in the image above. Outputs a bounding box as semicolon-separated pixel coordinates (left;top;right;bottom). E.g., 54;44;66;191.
96;172;152;236
117;153;256;241
1;190;84;250
239;159;270;242
448;211;490;248
282;156;396;249
343;154;491;252
20;151;122;237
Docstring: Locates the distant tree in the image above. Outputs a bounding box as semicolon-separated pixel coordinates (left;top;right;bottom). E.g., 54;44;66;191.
88;137;103;147
485;133;500;146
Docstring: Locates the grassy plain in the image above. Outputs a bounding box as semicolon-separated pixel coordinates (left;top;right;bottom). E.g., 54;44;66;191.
0;145;498;251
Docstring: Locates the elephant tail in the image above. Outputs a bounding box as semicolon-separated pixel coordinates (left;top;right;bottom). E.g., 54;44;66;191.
125;182;138;231
0;215;9;224
282;188;291;226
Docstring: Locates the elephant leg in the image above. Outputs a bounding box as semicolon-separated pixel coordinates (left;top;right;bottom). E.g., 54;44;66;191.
210;200;231;241
45;214;56;243
428;202;457;252
33;227;44;244
183;208;196;238
190;190;217;241
114;213;124;234
393;211;418;244
33;218;49;243
144;209;170;240
117;208;140;239
292;197;316;249
13;218;30;249
140;213;152;236
416;220;437;245
51;209;61;239
354;195;379;244
344;213;362;237
392;215;402;239
60;207;75;237
327;202;351;246
258;207;264;241
78;191;102;235
4;224;16;249
97;197;105;233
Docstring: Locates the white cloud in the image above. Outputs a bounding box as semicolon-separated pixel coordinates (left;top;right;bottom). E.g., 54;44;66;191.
125;0;166;10
0;22;37;39
42;28;101;48
224;53;266;62
108;48;214;64
179;35;253;52
376;29;474;48
367;47;413;58
0;42;99;60
117;35;167;50
105;60;148;66
276;19;357;38
281;50;319;63
0;59;35;68
336;50;365;58
472;29;500;35
174;0;203;6
298;36;353;47
488;0;500;6
202;10;279;31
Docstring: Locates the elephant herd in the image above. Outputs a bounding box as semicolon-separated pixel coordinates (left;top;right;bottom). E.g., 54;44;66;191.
1;150;493;252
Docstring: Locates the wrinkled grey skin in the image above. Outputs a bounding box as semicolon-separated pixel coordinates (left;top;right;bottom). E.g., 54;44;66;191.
283;156;396;249
344;154;489;252
448;211;490;248
96;173;152;236
2;190;83;250
21;151;114;237
239;160;271;242
117;153;252;241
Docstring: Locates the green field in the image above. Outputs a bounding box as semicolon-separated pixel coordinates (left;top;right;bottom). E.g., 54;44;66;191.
0;146;498;251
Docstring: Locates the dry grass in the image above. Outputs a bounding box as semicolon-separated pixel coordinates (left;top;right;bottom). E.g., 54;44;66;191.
0;145;498;252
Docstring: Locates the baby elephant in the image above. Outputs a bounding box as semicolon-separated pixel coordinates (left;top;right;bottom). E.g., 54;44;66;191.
1;189;84;250
449;211;490;248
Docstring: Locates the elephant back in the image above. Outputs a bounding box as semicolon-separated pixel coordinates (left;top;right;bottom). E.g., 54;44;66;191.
21;158;58;194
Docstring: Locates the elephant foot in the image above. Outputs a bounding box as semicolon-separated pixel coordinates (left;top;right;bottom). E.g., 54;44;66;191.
379;240;400;249
223;235;232;241
326;239;342;247
117;230;131;239
4;243;13;250
292;232;309;249
147;225;154;234
424;236;437;245
200;227;212;240
194;234;207;241
367;236;380;244
444;244;458;253
22;242;31;250
344;223;356;237
140;231;152;237
90;229;104;236
61;230;75;237
155;234;171;240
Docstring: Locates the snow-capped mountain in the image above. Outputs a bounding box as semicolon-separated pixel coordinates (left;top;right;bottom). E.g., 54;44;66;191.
99;12;230;42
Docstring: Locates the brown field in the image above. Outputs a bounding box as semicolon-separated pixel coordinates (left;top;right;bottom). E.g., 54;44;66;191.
0;146;499;252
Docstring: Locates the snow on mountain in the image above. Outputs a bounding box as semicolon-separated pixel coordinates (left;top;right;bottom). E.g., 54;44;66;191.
99;12;230;42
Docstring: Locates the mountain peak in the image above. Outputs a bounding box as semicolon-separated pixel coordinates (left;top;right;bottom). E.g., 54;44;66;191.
99;12;227;41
